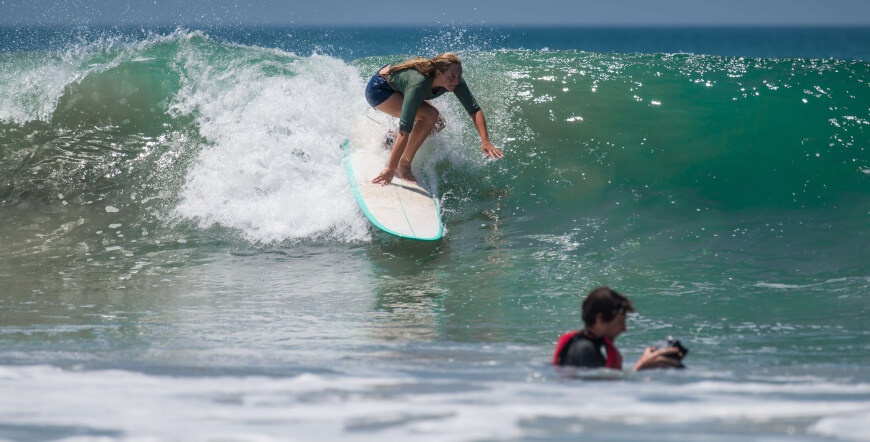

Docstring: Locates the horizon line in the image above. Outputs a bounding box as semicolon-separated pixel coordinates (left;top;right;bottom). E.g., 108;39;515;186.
3;22;870;28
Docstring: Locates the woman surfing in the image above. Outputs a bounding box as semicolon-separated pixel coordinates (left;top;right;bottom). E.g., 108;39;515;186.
364;53;504;185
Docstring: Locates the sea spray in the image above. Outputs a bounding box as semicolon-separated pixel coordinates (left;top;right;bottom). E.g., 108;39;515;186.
169;45;371;243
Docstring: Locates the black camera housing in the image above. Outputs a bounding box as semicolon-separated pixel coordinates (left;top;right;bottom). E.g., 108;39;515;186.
666;337;689;361
657;336;689;368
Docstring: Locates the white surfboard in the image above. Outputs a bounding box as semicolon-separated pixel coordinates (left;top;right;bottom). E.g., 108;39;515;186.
341;115;443;241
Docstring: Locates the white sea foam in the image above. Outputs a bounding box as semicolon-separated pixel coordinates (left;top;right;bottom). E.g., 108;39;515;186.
810;411;870;440
754;277;862;290
754;282;807;289
2;365;870;441
170;51;371;243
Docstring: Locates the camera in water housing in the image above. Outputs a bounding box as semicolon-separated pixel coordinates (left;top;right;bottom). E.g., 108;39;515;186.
657;336;689;368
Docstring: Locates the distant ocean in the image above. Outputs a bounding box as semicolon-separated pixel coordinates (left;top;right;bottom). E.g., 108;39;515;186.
1;25;869;441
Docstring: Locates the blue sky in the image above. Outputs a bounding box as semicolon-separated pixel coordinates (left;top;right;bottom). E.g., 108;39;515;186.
3;0;870;26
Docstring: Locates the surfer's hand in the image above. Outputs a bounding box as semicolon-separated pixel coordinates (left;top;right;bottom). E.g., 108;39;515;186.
372;167;395;186
482;141;504;159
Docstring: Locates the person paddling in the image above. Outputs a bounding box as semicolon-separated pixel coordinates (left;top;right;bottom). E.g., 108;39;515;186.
364;52;503;185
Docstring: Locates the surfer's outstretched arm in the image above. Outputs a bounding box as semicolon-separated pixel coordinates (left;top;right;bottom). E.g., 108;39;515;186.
470;110;504;159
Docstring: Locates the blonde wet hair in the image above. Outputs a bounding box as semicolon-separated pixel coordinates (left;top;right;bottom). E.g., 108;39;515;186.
387;52;462;77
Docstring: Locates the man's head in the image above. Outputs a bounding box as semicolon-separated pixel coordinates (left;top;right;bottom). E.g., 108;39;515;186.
582;286;636;340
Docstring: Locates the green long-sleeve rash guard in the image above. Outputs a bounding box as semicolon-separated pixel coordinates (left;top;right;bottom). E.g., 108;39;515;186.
386;68;481;133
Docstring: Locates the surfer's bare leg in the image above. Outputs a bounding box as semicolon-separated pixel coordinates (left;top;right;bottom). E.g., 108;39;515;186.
375;95;440;182
397;103;438;179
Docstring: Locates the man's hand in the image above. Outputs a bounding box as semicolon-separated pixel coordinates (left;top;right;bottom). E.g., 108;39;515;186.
633;346;683;371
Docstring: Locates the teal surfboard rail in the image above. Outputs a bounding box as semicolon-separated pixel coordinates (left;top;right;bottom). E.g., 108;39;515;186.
341;139;443;241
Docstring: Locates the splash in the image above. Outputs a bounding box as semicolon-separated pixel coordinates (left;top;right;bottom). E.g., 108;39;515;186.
168;44;373;243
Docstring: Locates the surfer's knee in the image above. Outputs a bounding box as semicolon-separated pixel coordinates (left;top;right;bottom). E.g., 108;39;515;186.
416;104;440;127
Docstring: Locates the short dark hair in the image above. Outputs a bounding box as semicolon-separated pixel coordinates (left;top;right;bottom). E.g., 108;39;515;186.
581;286;636;327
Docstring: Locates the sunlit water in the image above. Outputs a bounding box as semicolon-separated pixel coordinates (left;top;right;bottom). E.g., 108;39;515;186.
1;26;869;441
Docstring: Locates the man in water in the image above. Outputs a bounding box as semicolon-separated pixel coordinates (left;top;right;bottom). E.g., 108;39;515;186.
554;286;683;371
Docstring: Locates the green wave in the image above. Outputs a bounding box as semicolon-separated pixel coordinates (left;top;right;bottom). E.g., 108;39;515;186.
1;34;867;250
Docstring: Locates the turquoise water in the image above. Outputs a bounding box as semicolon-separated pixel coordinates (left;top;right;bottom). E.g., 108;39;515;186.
1;26;869;441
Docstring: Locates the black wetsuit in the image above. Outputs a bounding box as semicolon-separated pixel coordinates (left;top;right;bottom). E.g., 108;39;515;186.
556;332;607;368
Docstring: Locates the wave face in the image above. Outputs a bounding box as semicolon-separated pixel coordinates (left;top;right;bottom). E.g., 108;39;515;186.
1;29;867;259
1;30;370;246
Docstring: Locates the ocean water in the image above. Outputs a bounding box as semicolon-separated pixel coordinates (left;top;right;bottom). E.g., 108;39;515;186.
1;25;869;441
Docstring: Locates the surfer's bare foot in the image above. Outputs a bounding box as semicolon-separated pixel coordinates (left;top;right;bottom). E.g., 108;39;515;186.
396;162;416;183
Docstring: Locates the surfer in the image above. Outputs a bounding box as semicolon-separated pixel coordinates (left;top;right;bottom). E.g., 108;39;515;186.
365;53;504;185
553;286;685;371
